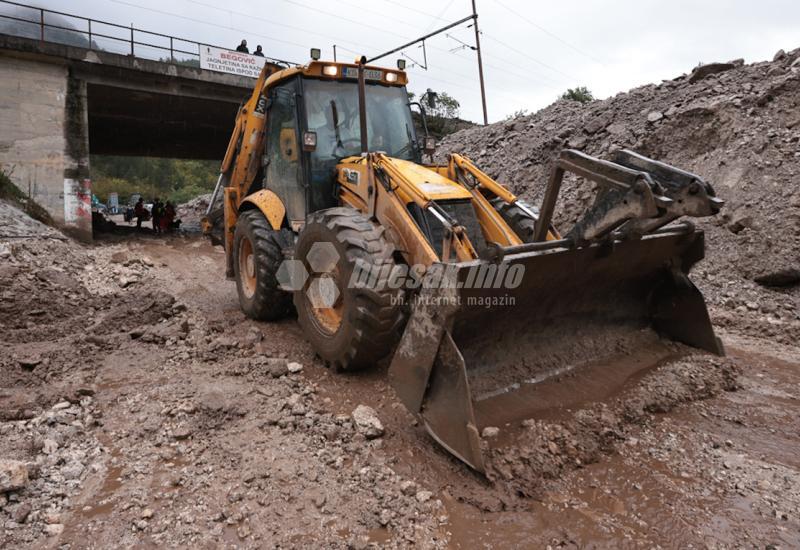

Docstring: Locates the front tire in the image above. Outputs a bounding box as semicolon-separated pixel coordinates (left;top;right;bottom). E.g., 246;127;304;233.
233;209;293;320
294;208;404;371
492;198;539;243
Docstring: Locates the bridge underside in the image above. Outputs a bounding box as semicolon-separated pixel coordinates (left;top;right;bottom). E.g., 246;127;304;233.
87;83;238;160
0;33;262;240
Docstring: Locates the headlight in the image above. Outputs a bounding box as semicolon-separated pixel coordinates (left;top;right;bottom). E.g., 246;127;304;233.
322;65;338;76
385;72;398;83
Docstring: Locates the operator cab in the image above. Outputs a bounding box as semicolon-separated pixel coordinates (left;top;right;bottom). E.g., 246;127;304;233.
261;61;419;228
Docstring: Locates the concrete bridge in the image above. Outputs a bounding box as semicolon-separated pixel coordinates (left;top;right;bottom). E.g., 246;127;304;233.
0;29;282;240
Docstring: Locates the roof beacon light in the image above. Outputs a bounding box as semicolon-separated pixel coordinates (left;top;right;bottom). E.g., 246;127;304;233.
310;48;321;60
322;65;338;76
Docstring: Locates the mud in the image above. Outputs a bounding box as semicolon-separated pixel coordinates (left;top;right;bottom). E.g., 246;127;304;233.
1;214;799;546
3;48;800;547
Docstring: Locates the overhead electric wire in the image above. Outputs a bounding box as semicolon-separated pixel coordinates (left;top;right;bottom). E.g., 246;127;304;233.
494;0;605;65
422;0;457;33
108;0;307;54
110;0;532;121
282;0;478;63
180;0;510;101
377;0;451;22
327;0;423;31
449;50;562;91
280;0;410;41
405;65;533;107
443;26;564;89
178;0;379;54
482;32;579;83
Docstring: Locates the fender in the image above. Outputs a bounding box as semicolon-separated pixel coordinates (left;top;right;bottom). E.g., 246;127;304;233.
239;189;286;230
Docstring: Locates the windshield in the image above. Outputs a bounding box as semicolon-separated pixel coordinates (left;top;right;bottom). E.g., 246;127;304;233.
303;79;417;162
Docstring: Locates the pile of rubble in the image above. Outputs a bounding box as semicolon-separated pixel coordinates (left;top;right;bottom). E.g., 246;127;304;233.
0;395;103;543
438;47;800;342
176;193;213;231
0;199;448;547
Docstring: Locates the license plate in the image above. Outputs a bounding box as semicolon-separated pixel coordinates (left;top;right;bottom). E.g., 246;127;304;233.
343;67;382;80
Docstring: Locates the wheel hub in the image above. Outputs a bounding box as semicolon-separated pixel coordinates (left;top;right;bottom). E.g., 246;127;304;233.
238;236;257;299
307;268;343;335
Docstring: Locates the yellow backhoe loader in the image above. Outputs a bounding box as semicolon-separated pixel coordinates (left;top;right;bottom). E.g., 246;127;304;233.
203;53;724;473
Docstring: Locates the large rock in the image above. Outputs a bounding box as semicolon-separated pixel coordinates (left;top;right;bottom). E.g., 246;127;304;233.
754;267;800;288
351;405;385;439
689;62;737;83
0;460;29;492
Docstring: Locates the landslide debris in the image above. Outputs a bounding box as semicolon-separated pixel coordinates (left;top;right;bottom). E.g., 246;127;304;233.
438;47;800;344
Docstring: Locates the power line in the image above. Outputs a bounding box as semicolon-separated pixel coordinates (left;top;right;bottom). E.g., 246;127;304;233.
450;50;562;91
377;0;451;21
178;0;380;54
108;0;308;53
280;0;410;41
122;0;495;99
405;64;533;107
283;0;477;65
442;24;564;88
328;0;423;31
422;0;457;33
111;0;521;120
494;0;605;66
482;32;579;84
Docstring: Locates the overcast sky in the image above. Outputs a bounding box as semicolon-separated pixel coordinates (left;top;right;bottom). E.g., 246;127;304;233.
16;0;800;122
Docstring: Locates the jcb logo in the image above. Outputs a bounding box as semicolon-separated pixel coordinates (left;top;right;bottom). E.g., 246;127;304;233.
254;95;267;119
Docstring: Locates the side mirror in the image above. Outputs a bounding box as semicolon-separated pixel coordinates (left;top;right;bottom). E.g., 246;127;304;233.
302;131;317;152
424;136;436;155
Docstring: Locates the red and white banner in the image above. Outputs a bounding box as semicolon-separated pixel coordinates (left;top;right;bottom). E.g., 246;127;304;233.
199;45;267;78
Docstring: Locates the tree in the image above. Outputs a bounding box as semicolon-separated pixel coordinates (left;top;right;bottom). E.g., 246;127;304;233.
417;90;461;136
90;156;218;204
427;91;461;119
560;86;594;104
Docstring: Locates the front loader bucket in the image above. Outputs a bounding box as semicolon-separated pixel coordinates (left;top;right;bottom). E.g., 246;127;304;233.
388;225;723;473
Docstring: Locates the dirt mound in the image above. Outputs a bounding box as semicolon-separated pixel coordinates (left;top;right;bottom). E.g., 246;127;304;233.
0;199;62;240
438;47;800;342
176;193;212;230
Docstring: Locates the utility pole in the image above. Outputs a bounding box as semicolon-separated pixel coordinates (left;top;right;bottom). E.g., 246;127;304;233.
472;0;488;125
367;8;488;125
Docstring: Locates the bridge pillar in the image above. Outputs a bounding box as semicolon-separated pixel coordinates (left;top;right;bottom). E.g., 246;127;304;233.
0;55;92;241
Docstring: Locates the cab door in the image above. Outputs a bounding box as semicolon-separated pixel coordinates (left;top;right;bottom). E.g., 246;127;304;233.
265;79;305;225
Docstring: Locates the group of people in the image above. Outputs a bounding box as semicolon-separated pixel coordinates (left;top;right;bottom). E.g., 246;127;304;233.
133;197;179;234
235;39;264;57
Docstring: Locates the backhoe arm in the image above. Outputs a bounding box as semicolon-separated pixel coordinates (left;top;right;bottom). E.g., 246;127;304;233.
202;64;277;272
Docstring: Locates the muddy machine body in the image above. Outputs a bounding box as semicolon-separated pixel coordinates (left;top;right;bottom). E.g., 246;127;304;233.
205;55;724;472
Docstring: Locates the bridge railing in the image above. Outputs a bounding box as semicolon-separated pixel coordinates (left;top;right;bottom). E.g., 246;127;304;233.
0;0;290;67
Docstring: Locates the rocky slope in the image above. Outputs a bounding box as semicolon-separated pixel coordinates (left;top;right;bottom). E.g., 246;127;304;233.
438;47;800;343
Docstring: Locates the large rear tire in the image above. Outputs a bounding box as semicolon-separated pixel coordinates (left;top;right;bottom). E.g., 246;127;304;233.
233;209;294;321
294;208;404;371
492;198;539;243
